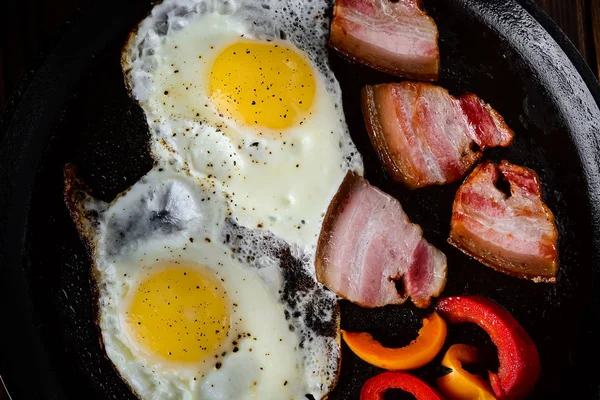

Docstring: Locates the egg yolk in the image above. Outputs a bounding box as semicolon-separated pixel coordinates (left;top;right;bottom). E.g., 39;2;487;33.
209;41;316;130
126;266;229;363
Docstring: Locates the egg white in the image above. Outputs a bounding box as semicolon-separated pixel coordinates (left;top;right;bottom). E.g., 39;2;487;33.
68;167;340;400
122;0;363;251
73;0;366;398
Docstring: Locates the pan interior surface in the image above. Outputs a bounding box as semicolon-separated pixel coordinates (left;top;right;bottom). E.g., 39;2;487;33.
1;0;599;399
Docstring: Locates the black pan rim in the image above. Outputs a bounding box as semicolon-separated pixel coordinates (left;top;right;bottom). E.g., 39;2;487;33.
1;0;599;398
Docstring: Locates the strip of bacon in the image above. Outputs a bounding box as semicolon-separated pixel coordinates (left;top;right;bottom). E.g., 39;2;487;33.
449;161;559;282
316;172;447;308
329;0;439;81
362;82;514;189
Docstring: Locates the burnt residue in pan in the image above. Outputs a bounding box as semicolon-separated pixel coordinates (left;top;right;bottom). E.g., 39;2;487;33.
15;1;599;400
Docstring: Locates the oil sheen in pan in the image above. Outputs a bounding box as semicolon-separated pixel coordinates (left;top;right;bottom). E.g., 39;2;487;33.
0;0;599;399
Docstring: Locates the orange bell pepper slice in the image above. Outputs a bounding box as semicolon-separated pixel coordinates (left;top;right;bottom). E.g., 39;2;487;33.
437;296;540;399
437;344;497;400
342;312;447;370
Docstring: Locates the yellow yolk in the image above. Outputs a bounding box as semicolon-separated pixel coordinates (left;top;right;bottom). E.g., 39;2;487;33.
126;266;229;363
209;41;316;130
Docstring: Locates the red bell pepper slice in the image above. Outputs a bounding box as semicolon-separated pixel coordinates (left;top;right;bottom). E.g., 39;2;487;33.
360;371;444;400
436;296;540;400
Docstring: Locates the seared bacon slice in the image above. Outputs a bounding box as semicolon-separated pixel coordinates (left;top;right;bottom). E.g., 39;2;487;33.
316;172;447;308
362;82;514;189
330;0;439;81
449;161;559;282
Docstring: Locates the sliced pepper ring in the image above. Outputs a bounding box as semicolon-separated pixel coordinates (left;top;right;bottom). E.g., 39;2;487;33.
437;344;497;400
436;295;540;400
361;371;444;400
343;311;447;370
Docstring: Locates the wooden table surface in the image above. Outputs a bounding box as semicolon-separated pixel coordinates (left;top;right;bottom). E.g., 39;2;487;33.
537;0;599;76
0;1;598;399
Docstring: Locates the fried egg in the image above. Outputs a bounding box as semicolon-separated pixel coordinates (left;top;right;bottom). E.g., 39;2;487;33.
122;0;363;250
65;1;370;398
65;167;340;400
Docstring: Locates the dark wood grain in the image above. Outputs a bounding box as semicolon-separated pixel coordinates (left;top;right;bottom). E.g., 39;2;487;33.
535;0;595;63
592;0;600;77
